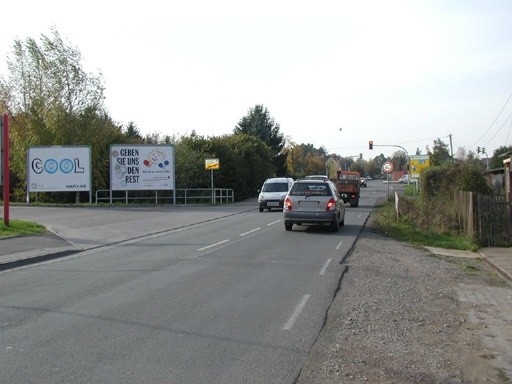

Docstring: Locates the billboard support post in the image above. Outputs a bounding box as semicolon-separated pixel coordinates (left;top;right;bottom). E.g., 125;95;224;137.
2;114;9;226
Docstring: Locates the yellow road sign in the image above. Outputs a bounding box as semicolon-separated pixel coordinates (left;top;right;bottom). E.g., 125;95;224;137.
205;158;220;170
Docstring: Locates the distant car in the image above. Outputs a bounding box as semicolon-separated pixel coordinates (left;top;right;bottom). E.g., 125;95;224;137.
398;175;410;184
283;179;345;232
305;175;329;180
258;177;294;212
359;177;367;187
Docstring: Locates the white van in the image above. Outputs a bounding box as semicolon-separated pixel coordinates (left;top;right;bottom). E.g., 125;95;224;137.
258;177;294;212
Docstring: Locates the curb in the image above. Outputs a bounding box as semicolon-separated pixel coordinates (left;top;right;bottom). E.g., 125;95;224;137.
480;252;512;283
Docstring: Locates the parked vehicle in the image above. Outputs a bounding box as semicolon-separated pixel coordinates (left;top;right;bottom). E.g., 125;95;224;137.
398;174;410;184
283;179;345;232
331;170;361;207
258;177;294;212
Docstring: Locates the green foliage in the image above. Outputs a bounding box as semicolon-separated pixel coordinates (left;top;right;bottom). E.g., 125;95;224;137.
489;145;512;169
175;134;212;189
0;220;47;238
373;198;479;251
420;164;491;202
349;161;365;174
1;28;135;202
429;138;451;166
286;143;329;178
390;150;408;171
4;28;105;116
234;104;286;176
409;163;491;236
125;122;143;142
175;133;273;200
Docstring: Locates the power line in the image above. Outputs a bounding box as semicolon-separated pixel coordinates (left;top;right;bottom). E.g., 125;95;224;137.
470;90;512;148
483;109;512;148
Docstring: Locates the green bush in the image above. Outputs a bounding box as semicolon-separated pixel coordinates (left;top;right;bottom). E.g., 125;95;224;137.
397;163;492;236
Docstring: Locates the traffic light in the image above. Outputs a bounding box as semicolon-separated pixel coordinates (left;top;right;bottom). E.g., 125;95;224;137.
369;141;373;150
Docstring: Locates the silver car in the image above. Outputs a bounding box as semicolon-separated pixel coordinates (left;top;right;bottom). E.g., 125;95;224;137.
283;179;345;232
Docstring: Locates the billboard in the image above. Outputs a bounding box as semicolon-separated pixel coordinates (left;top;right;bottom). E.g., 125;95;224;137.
27;146;91;192
110;144;175;190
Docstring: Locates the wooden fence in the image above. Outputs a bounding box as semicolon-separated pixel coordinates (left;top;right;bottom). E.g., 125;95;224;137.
454;190;511;247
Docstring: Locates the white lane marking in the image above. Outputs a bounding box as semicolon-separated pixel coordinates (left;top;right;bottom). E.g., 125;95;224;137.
197;239;229;251
239;228;261;237
283;294;311;330
319;258;331;275
357;214;362;219
336;241;343;250
267;220;281;226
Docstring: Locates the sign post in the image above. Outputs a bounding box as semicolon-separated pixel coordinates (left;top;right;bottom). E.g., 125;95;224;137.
382;161;393;200
205;159;220;205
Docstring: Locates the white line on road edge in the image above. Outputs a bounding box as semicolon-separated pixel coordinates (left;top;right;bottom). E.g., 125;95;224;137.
283;294;311;330
197;239;229;251
336;241;343;250
267;220;281;226
319;258;331;275
239;228;261;237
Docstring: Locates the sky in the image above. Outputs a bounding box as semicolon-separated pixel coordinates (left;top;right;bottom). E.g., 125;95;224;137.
1;0;512;161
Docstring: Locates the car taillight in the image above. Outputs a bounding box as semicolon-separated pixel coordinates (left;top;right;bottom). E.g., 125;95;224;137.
284;197;292;210
326;198;336;211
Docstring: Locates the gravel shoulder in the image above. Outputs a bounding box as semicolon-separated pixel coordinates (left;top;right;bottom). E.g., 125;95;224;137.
297;217;512;384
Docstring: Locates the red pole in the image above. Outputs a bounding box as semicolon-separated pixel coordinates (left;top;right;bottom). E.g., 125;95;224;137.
3;113;9;226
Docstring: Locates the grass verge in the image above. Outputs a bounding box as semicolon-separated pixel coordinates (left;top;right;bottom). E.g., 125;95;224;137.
0;219;47;238
373;198;479;251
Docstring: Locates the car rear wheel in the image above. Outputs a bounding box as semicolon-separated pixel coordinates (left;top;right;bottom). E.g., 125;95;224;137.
331;219;339;232
285;221;293;231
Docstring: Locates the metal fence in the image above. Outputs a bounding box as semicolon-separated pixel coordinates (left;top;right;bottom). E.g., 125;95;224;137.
95;188;235;205
454;190;511;247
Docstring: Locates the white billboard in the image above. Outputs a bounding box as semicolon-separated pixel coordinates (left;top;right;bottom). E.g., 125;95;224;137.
27;146;91;192
110;144;175;190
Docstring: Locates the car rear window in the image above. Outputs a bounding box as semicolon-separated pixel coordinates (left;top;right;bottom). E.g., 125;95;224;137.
289;183;331;196
262;182;289;192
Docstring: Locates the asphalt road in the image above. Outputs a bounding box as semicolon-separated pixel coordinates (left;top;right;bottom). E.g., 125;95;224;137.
0;181;389;383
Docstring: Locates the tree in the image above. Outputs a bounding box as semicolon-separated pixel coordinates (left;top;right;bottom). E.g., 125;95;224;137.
428;138;451;166
234;104;286;176
125;121;143;142
455;147;481;167
0;28;128;201
391;150;408;171
3;27;105;117
176;132;273;200
489;145;512;169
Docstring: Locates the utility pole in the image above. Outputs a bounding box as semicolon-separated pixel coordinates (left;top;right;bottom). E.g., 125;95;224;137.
449;134;454;163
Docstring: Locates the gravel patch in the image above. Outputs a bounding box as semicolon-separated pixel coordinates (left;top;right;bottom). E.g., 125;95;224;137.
297;218;511;384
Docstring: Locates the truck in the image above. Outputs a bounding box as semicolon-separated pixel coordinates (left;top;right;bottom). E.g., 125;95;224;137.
331;170;360;207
